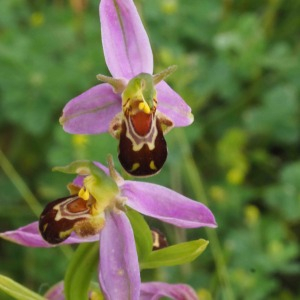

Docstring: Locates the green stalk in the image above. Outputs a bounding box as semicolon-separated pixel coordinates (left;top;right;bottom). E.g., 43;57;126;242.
175;129;234;300
0;149;42;217
0;148;73;258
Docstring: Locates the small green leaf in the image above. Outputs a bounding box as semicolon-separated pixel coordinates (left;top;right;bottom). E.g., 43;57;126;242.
0;275;45;300
140;239;209;269
64;242;99;300
126;208;153;261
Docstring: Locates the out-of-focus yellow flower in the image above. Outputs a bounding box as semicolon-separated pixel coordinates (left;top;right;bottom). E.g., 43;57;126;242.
90;290;104;300
72;135;88;147
158;47;175;66
232;268;252;288
217;128;249;185
30;72;45;87
30;12;44;27
226;167;245;185
209;185;226;202
197;288;212;300
268;240;283;256
161;0;178;15
244;205;260;226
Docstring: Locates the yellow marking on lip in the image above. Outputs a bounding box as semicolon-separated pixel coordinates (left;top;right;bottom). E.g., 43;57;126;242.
149;160;157;170
152;231;160;248
130;163;140;172
59;229;73;239
43;223;48;232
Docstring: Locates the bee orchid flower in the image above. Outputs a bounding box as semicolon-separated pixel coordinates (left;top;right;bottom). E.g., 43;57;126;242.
59;0;193;176
1;159;215;300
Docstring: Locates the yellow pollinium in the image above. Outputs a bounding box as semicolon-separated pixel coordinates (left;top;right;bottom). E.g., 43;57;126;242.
79;187;90;201
138;101;151;114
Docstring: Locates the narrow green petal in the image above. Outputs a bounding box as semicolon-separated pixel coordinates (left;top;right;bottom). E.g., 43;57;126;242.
0;275;45;300
53;160;100;177
140;239;209;269
153;65;177;85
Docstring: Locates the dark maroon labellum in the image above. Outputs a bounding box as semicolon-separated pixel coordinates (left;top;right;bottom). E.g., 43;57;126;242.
39;195;91;244
118;112;167;177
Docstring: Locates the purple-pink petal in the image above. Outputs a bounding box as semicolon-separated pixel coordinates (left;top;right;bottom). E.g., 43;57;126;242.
60;83;121;134
0;222;98;248
44;281;65;300
156;81;194;127
99;211;140;300
121;181;217;228
100;0;153;79
140;282;199;300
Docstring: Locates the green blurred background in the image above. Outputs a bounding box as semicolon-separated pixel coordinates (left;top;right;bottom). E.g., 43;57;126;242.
1;0;300;299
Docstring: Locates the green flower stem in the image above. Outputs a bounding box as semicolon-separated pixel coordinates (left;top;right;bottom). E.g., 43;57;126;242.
262;0;281;38
169;163;192;277
0;275;45;300
175;129;234;300
0;148;73;258
64;242;99;300
0;148;42;217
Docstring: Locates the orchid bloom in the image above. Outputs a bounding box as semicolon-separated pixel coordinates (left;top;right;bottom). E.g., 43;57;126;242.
60;0;193;177
1;159;215;300
44;281;199;300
